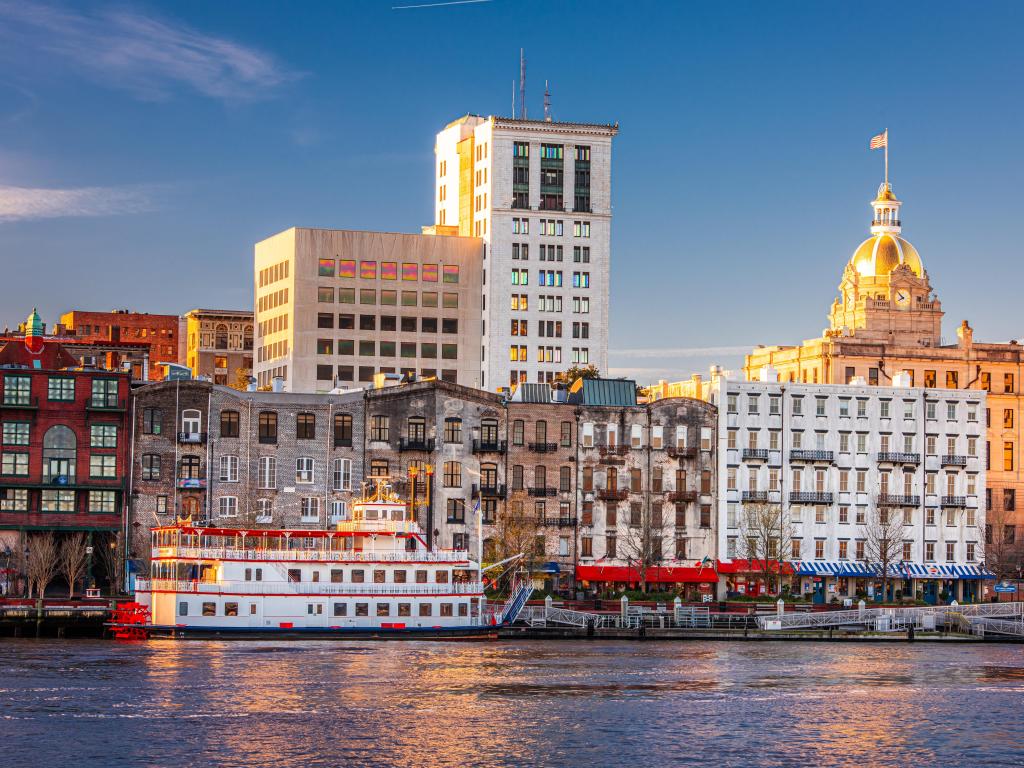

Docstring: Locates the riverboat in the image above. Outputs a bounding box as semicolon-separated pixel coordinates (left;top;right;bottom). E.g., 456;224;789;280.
119;481;531;639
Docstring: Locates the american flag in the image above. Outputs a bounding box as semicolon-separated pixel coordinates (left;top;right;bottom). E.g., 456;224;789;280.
870;130;888;150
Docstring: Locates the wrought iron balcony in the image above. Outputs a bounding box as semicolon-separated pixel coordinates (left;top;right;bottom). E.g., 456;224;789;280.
742;490;769;503
742;448;769;461
597;488;628;501
790;491;834;505
790;450;834;463
472;439;507;454
878;494;921;506
667;446;697;459
941;496;967;508
877;452;921;464
941;455;968;467
177;431;208;444
528;442;558;453
669;490;698;503
527;486;557;497
398;437;436;452
472;483;507;499
541;516;577;528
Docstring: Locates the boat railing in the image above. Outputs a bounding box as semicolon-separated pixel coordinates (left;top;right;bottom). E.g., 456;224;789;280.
152;547;470;563
137;579;485;596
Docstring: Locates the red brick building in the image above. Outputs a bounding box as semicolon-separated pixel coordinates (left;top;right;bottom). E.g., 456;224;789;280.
59;309;179;380
0;311;131;561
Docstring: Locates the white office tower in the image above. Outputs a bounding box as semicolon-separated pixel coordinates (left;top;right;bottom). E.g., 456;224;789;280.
432;115;617;390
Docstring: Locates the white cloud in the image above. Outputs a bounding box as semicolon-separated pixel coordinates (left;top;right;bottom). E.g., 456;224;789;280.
0;184;153;222
0;2;298;101
610;345;753;359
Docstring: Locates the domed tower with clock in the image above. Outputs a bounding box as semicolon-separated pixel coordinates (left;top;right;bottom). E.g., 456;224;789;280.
827;182;943;346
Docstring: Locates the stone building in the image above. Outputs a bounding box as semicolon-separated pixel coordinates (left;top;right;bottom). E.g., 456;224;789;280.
182;309;254;386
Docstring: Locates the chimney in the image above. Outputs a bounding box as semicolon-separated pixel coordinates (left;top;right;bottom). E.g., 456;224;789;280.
957;320;973;349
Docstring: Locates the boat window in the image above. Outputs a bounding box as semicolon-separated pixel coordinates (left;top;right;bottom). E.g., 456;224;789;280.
419;603;432;616
458;603;469;617
244;568;252;581
355;603;368;616
312;571;320;583
255;568;262;581
405;538;417;552
435;570;449;583
333;602;347;617
224;602;238;617
202;602;216;616
391;510;404;521
331;569;344;583
394;570;407;583
178;602;188;616
373;570;386;583
440;603;453;617
415;570;428;583
377;603;390;616
398;603;411;617
352;569;365;583
287;569;301;583
365;508;379;520
249;604;256;615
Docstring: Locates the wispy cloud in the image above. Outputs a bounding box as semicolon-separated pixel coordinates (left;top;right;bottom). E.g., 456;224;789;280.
393;0;493;9
610;345;753;359
0;184;154;222
0;2;298;101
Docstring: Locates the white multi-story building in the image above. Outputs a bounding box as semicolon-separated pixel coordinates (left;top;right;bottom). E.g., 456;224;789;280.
711;369;989;603
431;115;617;391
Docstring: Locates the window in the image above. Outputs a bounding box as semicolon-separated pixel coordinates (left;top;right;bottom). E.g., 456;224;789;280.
90;454;116;478
219;455;239;482
141;407;163;435
297;413;316;440
258;412;278;443
141;454;161;481
371;415;389;442
47;377;74;401
1;422;28;447
296;457;314;484
258;456;276;489
512;420;524;446
1005;441;1015;472
443;461;462;487
443;417;462;443
2;375;30;406
219;496;238;517
333;413;353;447
301;497;320;520
217;410;240;438
90;378;119;408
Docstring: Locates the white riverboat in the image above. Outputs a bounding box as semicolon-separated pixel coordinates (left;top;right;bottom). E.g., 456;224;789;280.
126;481;531;639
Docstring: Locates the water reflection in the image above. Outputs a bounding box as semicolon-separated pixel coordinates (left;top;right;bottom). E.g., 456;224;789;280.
1;640;1022;767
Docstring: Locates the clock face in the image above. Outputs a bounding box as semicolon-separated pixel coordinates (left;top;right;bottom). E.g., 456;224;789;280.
895;290;910;307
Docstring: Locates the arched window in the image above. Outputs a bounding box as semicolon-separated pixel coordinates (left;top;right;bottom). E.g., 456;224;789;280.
480;462;498;488
43;425;76;482
480;418;499;445
181;409;202;435
243;326;254;351
534;465;546;488
215;324;228;350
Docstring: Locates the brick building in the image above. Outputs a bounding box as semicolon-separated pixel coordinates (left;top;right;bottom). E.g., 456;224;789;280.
182;309;254;386
0;311;131;568
58;309;179;380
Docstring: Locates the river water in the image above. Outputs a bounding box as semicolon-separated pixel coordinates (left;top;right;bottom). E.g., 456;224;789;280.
1;639;1022;767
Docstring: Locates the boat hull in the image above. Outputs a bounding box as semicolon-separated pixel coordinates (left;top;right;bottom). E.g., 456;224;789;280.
110;622;500;641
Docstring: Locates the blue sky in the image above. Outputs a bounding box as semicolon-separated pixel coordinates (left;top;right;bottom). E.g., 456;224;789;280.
1;1;1022;384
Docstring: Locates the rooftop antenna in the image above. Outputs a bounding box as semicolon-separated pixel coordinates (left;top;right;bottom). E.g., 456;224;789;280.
519;48;527;120
543;79;551;122
512;79;516;119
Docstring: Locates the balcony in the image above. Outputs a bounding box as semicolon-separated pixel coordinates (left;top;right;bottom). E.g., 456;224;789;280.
176;477;207;490
872;218;901;227
472;483;507;499
941;455;968;467
790;450;834;463
878;494;921;506
528;442;558;453
941;496;967;508
177;431;207;444
742;448;769;461
669;490;698;503
541;516;577;527
742;491;769;503
877;452;921;464
0;396;39;410
528;486;557;497
398;437;436;452
597;488;628;501
472;439;507;454
790;491;833;505
87;398;127;413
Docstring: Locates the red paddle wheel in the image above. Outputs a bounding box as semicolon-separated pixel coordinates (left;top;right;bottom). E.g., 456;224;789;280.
110;602;151;641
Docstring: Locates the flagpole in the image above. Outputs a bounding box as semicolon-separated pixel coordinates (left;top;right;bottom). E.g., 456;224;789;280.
884;128;889;185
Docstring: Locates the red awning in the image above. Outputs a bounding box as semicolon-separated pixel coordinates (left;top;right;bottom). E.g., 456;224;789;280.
715;559;794;575
575;564;718;584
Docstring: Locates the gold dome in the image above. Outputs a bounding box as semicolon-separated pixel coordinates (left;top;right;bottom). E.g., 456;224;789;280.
850;234;923;277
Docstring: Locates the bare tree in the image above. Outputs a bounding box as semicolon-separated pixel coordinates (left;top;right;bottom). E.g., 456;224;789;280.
95;532;124;595
980;505;1024;582
129;526;153;581
487;500;541;570
59;532;89;598
863;505;905;600
618;501;673;593
738;503;794;596
26;532;60;599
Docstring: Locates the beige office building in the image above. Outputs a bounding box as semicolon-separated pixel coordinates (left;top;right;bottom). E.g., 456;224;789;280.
253;228;483;393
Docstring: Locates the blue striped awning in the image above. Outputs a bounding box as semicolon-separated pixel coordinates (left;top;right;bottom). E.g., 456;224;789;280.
790;561;995;580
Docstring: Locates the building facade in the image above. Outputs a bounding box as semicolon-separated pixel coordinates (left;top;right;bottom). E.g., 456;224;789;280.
712;373;988;602
182;309;254;386
0;312;130;554
58;309;179;380
253;228;483;393
433;115;617;390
